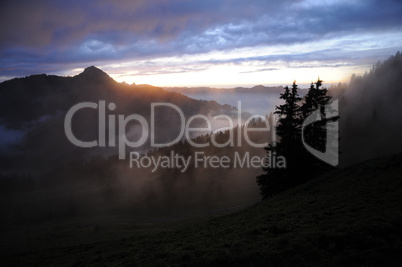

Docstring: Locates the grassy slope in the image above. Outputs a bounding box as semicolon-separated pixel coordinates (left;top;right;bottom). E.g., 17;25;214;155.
5;153;402;266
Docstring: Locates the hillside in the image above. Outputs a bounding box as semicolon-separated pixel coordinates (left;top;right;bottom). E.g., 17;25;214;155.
334;52;402;166
0;66;238;173
4;152;402;266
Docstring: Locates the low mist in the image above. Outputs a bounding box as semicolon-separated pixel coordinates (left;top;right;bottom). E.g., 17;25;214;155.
330;52;402;165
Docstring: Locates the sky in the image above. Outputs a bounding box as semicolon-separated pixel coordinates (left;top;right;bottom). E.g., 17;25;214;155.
0;0;401;87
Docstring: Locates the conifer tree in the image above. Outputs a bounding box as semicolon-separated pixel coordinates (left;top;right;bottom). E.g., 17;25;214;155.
257;79;337;197
257;81;302;196
300;79;336;176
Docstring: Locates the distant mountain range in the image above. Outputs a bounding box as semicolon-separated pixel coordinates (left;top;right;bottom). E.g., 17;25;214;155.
164;85;284;95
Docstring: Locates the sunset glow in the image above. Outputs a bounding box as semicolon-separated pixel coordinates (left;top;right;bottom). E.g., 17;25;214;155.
1;0;401;86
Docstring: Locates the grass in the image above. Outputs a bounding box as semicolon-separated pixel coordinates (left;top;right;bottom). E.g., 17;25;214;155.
3;152;402;266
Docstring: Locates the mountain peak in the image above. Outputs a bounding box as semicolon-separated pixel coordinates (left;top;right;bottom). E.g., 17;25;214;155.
77;66;112;82
82;66;107;75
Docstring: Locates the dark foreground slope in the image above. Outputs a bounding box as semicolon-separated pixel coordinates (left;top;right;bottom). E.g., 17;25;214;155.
4;153;402;266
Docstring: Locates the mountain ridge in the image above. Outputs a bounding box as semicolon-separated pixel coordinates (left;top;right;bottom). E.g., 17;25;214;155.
163;84;284;95
0;66;240;173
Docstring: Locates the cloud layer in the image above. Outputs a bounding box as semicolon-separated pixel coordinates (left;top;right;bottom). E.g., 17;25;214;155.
1;0;401;84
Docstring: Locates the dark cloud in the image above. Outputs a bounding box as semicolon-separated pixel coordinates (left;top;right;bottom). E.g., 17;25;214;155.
0;0;401;79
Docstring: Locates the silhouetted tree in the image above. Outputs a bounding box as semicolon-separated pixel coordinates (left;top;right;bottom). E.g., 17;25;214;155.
300;79;335;175
257;82;303;196
257;80;337;197
301;79;331;151
275;81;303;155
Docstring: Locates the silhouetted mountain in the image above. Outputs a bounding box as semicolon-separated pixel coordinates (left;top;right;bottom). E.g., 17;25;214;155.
0;67;239;173
235;84;284;94
79;66;110;79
